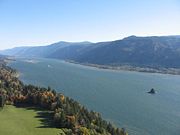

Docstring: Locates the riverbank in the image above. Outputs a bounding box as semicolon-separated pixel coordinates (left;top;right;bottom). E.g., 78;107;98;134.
66;60;180;75
1;56;128;135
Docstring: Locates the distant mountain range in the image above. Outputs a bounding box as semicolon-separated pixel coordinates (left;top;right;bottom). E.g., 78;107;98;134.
1;35;180;69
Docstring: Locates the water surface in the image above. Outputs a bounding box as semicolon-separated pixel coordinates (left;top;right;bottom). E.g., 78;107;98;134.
9;58;180;135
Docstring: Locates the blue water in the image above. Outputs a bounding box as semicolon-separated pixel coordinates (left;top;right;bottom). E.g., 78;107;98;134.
9;58;180;135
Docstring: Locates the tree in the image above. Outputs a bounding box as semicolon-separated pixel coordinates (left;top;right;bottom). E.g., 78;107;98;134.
0;94;5;108
120;128;128;135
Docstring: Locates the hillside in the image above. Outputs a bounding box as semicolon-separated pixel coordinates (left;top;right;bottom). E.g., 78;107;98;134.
1;35;180;69
0;105;63;135
74;36;180;68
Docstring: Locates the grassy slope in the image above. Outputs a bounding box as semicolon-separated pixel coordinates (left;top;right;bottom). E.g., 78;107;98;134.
0;105;64;135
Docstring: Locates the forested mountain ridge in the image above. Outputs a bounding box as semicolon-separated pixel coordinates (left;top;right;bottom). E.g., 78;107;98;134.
0;56;128;135
1;35;180;69
86;35;180;68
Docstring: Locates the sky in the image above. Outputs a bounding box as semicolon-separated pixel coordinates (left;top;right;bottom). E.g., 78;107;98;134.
0;0;180;50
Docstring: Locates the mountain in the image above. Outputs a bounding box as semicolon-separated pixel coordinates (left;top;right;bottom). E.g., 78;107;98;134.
0;54;6;58
0;41;92;58
74;36;180;68
1;35;180;68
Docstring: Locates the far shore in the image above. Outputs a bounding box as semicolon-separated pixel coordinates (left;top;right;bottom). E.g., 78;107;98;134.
66;60;180;75
6;57;180;76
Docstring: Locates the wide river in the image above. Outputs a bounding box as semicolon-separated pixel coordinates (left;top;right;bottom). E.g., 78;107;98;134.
9;58;180;135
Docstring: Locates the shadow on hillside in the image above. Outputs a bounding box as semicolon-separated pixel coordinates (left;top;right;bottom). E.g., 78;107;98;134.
15;104;56;129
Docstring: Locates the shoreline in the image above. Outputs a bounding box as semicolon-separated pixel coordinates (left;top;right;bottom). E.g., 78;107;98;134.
9;57;180;76
66;60;180;75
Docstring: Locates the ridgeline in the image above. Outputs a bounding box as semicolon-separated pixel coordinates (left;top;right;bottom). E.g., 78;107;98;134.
1;35;180;75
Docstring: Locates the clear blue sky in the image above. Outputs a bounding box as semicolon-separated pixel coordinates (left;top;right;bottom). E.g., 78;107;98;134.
0;0;180;50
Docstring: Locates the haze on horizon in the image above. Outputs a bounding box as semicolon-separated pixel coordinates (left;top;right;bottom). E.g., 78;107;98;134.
0;0;180;50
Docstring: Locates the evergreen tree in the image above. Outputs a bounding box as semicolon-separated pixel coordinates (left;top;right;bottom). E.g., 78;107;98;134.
0;94;5;108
